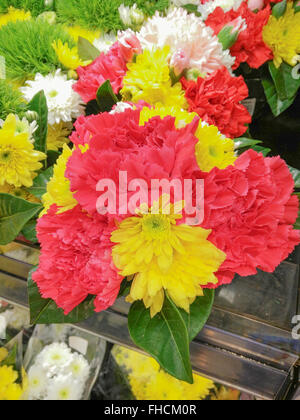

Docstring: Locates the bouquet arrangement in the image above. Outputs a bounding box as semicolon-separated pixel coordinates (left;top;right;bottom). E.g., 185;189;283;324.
0;1;299;383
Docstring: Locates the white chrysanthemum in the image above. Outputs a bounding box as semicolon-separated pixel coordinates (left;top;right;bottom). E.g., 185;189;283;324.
65;354;90;383
3;306;29;330
45;375;84;400
119;4;145;29
198;0;243;21
110;102;134;114
27;365;48;400
36;343;73;373
137;7;235;75
20;70;84;126
0;315;7;339
93;33;117;54
170;0;199;6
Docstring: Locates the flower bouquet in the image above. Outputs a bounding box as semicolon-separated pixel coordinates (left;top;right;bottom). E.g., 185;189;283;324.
0;1;299;383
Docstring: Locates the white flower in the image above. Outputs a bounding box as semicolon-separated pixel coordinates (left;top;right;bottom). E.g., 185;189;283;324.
93;33;117;54
20;70;85;125
0;315;7;339
3;306;29;330
170;0;199;6
110;102;134;114
198;0;244;21
65;354;90;383
119;4;145;29
45;375;84;400
27;365;48;400
137;7;235;76
36;343;73;374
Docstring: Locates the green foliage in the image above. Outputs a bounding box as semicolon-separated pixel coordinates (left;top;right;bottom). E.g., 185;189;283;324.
0;19;75;83
96;80;119;112
0;80;26;120
0;0;54;16
27;91;48;156
55;0;169;32
128;291;215;383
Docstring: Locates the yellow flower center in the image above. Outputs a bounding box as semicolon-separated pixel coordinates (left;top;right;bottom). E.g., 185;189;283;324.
0;150;11;162
49;90;58;98
59;388;69;399
142;214;171;239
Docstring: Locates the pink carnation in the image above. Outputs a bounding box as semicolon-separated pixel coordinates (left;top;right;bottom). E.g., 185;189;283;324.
32;205;122;314
66;109;200;215
200;150;300;287
73;42;128;103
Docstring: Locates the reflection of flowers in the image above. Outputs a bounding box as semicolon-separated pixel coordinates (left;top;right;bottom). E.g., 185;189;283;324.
26;343;90;400
113;346;215;400
0;347;25;400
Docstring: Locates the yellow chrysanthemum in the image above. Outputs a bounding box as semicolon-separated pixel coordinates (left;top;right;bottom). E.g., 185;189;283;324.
211;386;240;400
0;114;46;188
47;122;72;151
52;40;91;70
0;365;24;400
139;106;236;171
263;3;300;68
113;346;215;400
0;182;40;203
64;25;100;44
0;7;31;28
195;123;236;171
41;144;77;216
111;196;226;317
121;47;188;109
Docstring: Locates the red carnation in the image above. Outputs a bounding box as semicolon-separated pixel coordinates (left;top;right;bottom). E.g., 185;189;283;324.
200;149;300;287
205;2;273;69
181;66;252;138
73;42;127;103
33;205;123;315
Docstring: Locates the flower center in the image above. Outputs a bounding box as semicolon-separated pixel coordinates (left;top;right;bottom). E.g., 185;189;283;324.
49;90;58;98
0;151;11;162
59;389;69;400
142;214;170;239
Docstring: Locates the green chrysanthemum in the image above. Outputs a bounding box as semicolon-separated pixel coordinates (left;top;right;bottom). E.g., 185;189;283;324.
0;80;26;121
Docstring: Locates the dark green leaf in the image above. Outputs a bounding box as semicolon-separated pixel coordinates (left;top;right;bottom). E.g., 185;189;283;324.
78;37;100;61
128;295;193;383
289;166;300;188
269;62;300;101
28;268;96;324
27;91;48;156
47;150;60;167
183;4;201;16
234;137;262;150
262;78;296;116
0;194;42;245
85;99;101;116
96;80;118;113
21;220;38;243
27;166;53;199
251;145;271;156
118;277;131;298
179;290;215;342
272;0;287;19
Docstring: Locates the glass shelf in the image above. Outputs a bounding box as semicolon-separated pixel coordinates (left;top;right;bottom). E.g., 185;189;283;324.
0;241;299;400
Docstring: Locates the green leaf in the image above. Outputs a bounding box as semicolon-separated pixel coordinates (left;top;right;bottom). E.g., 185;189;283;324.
96;80;118;113
179;290;215;342
272;0;287;19
128;294;193;383
183;4;201;16
27;166;53;199
269;62;300;101
47;150;60;167
28;268;96;324
251;145;271;157
289;166;300;188
262;78;296;116
21;220;38;243
118;277;131;298
0;194;42;245
234;137;262;150
0;344;17;368
78;36;100;61
27;91;48;156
